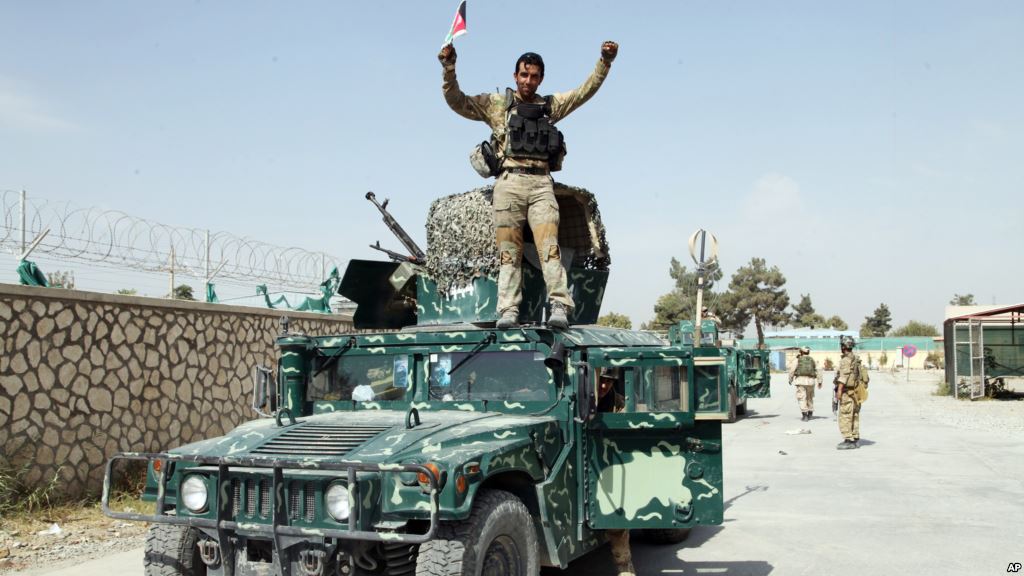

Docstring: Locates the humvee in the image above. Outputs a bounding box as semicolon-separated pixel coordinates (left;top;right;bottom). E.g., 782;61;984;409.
103;185;729;576
668;319;771;422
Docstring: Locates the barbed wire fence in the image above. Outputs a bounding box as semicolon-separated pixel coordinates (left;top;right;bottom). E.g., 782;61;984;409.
1;189;348;306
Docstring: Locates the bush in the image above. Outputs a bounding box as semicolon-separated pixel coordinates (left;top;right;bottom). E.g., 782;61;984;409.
925;351;944;370
0;457;63;515
823;358;834;371
879;351;889;368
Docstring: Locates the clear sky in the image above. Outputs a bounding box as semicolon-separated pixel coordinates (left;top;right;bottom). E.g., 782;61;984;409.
1;1;1021;332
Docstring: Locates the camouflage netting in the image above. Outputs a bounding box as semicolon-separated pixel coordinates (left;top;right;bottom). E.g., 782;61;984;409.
425;182;610;296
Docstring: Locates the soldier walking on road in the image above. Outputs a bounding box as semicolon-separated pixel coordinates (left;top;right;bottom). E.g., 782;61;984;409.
834;336;863;450
438;41;618;330
788;346;821;421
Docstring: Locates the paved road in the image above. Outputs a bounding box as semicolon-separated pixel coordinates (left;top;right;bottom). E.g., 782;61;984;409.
31;371;1024;575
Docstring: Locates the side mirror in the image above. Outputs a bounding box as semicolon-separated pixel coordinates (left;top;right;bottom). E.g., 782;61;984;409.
252;365;278;417
576;362;595;422
544;342;566;370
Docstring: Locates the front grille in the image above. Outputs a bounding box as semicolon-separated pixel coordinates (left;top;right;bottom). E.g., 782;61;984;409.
230;478;317;522
251;424;392;457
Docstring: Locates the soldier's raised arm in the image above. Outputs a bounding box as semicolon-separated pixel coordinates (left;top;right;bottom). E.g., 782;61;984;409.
548;41;618;122
439;43;493;123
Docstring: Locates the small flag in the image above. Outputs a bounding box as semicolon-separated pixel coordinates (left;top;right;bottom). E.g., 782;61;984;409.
443;1;467;46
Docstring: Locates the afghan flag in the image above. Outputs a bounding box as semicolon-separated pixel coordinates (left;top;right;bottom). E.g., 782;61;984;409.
442;1;467;45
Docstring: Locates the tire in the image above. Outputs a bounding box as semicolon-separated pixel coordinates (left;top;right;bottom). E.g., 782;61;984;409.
736;398;748;416
639;528;691;545
415;489;539;576
144;524;207;576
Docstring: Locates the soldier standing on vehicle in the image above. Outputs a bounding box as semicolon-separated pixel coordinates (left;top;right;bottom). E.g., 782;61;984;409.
596;367;635;576
438;41;618;330
788;346;821;421
701;306;721;326
834;336;862;449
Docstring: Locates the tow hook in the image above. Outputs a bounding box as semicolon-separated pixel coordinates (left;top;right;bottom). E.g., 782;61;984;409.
299;549;327;576
197;538;221;567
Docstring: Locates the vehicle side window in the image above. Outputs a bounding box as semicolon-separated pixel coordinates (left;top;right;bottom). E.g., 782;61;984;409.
645;365;688;412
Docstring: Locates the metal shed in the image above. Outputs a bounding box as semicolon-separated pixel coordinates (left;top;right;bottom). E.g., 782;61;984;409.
943;303;1024;398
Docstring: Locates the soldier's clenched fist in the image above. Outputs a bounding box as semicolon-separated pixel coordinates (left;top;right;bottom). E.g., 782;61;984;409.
601;41;618;63
438;44;457;65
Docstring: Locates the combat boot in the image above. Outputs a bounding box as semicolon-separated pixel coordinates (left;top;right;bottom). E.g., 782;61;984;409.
800;412;807;421
548;301;569;330
808;411;813;419
836;439;857;450
496;308;519;330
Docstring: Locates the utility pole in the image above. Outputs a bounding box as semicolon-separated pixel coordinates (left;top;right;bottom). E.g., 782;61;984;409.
168;247;175;299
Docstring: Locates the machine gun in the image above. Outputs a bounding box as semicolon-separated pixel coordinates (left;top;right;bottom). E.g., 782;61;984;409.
366;192;426;265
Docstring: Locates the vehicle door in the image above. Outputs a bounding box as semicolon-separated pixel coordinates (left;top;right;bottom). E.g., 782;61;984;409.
583;349;724;531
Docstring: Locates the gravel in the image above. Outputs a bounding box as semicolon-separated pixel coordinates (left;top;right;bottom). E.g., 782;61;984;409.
890;369;1024;436
0;517;147;573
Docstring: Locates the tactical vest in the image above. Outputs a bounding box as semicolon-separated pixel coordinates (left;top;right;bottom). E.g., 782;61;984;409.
503;89;565;169
795;355;816;377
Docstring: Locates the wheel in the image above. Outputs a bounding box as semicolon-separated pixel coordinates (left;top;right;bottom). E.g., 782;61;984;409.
144;524;207;576
639;528;691;545
415;489;539;576
736;398;748;416
726;386;738;423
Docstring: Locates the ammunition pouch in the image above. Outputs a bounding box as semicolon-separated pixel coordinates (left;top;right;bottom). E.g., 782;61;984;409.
469;140;499;178
505;98;564;168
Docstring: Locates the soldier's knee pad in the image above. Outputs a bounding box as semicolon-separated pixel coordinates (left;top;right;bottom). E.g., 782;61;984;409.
543;242;561;262
498;241;520;266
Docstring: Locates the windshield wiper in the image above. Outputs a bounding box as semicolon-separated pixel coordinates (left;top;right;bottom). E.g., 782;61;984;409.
312;336;357;379
447;332;496;378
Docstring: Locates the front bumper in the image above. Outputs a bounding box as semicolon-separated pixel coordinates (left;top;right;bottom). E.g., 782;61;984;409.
103;452;439;567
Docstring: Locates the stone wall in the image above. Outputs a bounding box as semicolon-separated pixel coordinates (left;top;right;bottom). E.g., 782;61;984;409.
0;283;353;498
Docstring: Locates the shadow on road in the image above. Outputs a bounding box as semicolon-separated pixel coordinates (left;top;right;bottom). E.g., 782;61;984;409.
724;484;768;511
545;528;774;576
742;412;778;420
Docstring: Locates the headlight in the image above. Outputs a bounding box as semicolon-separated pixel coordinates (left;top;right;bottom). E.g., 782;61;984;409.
181;475;208;513
325;483;350;521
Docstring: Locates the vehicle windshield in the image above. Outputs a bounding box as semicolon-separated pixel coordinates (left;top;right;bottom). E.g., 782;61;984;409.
428;351;552;402
308;354;410;402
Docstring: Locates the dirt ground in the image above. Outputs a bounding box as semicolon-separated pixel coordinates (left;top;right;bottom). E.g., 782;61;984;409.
0;498;147;573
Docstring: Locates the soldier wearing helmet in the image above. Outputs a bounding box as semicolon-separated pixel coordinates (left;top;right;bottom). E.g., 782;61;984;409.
834;336;862;449
595;366;634;576
788;346;821;421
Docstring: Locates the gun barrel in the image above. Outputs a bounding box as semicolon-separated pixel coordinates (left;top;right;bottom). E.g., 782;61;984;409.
365;191;426;261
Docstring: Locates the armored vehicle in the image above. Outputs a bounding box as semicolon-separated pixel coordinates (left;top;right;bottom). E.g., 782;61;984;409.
668;319;771;422
104;185;729;576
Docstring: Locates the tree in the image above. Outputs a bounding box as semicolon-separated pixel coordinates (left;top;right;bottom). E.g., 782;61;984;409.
650;258;723;329
117;288;138;296
597;312;632;329
862;303;892;337
172;284;196;301
46;270;75;289
791;294;815;325
724;257;790;346
891;320;938;337
826;315;848;330
949;294;976;306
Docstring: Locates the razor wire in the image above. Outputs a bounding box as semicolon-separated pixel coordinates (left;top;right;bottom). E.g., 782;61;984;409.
1;190;344;292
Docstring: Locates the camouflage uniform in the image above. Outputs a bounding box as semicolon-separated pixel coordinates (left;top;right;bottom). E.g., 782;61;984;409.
441;59;611;315
835;351;861;442
787;351;822;419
